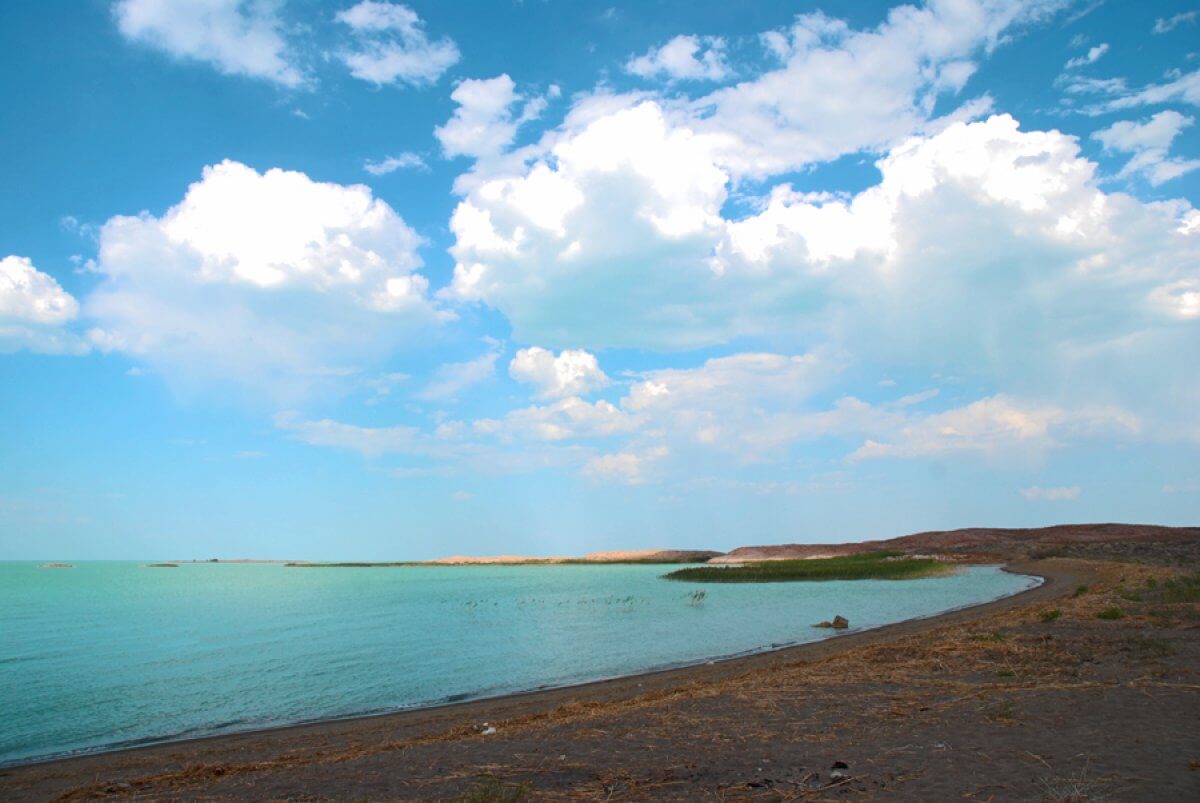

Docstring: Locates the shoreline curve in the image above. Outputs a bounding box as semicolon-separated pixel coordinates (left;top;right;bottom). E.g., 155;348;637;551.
0;559;1083;780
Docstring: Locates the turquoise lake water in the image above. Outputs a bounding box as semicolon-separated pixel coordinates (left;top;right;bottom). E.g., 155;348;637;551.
0;562;1038;765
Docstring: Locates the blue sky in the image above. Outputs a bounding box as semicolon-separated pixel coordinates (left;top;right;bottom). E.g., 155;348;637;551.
1;0;1198;560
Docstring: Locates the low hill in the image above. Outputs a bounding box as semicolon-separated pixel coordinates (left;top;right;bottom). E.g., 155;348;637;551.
712;523;1200;563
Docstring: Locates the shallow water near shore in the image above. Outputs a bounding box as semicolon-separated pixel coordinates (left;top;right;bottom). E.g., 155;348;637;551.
0;562;1038;765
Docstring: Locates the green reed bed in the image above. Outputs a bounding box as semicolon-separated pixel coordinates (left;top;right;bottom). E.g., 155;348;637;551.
663;551;954;583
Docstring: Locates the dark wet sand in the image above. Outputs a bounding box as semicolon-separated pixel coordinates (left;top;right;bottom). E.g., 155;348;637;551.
3;557;1198;800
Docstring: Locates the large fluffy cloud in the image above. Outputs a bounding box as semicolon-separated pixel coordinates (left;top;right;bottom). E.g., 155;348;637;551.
114;0;304;87
86;160;441;398
445;100;730;349
0;256;86;354
442;83;1198;440
447;108;1198;349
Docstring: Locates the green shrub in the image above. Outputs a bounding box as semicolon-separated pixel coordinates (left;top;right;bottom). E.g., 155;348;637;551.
1040;609;1061;622
1072;585;1089;598
1158;573;1200;603
1097;607;1124;620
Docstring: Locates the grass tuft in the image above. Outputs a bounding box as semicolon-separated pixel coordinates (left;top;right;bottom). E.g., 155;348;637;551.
456;778;531;803
1039;609;1062;623
1122;635;1175;659
1096;606;1124;620
1154;572;1200;603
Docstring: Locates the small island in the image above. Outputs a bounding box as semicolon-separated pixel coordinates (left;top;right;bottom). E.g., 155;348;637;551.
39;562;73;569
144;563;178;568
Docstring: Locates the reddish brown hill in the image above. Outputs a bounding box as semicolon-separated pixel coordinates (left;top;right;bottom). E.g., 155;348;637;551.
712;523;1200;563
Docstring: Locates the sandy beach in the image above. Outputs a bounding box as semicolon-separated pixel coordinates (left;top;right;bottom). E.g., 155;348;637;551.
4;547;1197;801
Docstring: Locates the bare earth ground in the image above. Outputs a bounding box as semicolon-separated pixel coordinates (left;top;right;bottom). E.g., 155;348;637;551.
3;549;1199;801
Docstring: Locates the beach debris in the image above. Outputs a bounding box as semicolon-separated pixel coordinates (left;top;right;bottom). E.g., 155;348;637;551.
812;615;850;629
480;722;497;736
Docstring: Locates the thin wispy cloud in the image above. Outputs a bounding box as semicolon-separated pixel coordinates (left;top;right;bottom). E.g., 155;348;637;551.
364;152;427;175
1020;485;1081;501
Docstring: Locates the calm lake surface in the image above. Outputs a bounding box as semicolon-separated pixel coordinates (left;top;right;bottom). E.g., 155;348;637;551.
0;562;1038;765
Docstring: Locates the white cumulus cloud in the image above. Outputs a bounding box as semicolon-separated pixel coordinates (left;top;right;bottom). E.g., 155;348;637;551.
509;346;607;399
434;74;550;163
85;160;441;399
335;1;459;87
0;256;87;354
438;97;1200;449
626;35;729;82
691;0;1064;179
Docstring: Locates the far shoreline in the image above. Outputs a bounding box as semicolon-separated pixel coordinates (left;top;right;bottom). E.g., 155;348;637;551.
1;560;1064;773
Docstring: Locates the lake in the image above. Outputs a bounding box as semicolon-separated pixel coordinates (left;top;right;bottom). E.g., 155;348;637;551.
0;561;1038;765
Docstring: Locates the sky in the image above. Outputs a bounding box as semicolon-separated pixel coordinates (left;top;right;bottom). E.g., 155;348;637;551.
1;0;1198;560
